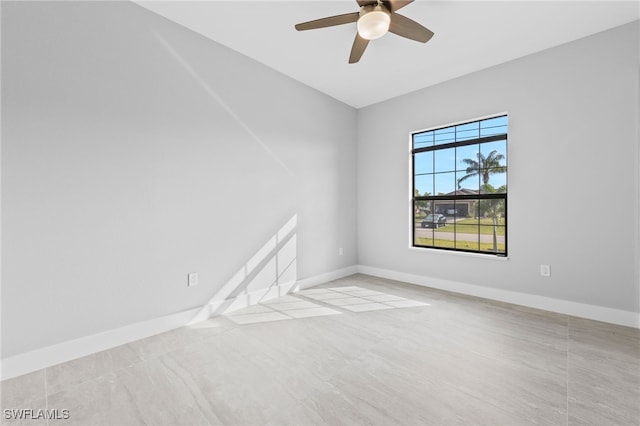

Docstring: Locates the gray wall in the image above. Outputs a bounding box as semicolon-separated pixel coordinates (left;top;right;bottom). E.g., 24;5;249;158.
1;1;357;357
357;21;639;313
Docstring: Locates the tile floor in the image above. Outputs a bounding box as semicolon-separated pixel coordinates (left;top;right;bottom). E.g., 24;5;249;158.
1;274;639;425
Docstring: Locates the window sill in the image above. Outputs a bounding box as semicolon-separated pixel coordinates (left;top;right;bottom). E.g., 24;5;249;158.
408;246;510;261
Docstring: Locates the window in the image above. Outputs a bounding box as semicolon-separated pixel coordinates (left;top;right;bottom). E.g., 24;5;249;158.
412;115;508;256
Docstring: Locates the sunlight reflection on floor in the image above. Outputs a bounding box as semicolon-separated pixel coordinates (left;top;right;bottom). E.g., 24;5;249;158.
225;286;429;325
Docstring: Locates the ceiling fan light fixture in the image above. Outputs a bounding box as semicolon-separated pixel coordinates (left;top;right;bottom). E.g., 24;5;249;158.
293;0;432;64
357;5;390;40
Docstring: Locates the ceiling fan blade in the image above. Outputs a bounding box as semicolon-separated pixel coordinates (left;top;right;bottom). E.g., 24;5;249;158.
295;12;359;31
349;33;369;64
389;13;434;43
383;0;414;13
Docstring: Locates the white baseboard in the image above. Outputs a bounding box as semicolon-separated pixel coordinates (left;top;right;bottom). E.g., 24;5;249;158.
357;265;640;329
0;306;204;381
188;265;358;323
295;265;359;290
186;280;299;324
0;266;357;381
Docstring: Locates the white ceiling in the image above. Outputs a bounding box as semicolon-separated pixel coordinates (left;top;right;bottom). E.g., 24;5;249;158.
136;1;639;108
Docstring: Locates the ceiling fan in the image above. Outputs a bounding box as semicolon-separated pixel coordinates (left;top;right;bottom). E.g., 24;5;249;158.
294;0;434;64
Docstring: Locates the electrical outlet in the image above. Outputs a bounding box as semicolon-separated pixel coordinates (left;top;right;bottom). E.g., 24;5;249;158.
188;272;198;287
338;247;344;256
540;265;551;277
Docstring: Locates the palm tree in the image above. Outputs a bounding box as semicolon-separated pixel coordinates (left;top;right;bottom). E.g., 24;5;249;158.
457;150;506;189
457;150;506;252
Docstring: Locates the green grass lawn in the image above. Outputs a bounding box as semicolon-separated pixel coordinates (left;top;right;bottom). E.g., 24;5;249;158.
415;237;506;252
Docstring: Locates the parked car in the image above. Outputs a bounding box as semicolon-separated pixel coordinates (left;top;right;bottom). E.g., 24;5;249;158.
421;214;447;228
